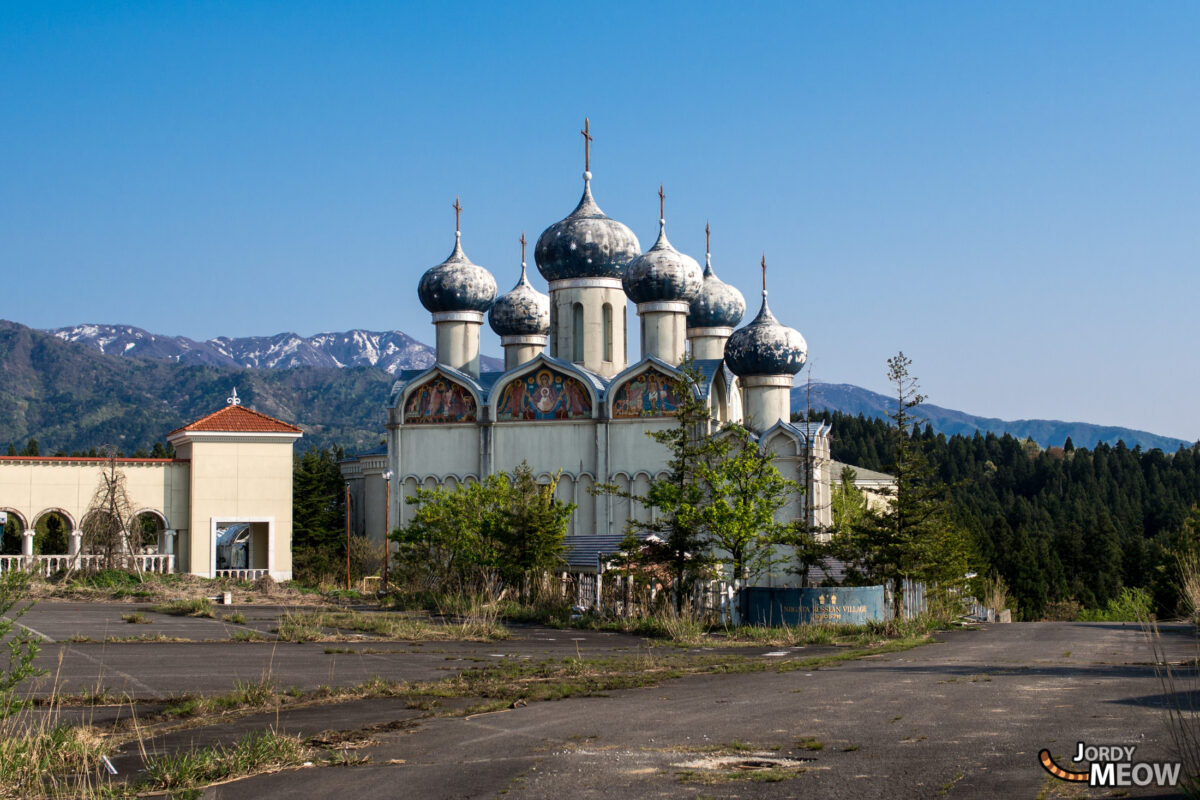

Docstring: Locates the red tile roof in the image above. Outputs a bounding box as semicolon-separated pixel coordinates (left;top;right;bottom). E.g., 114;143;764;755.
169;405;303;436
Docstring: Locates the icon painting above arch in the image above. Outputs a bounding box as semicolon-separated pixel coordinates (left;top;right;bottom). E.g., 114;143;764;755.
611;366;681;418
495;368;591;421
403;376;478;424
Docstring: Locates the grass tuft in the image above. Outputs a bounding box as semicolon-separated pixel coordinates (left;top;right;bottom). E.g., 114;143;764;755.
151;598;215;618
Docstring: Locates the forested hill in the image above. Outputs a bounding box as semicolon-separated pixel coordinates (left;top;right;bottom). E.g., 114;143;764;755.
813;410;1200;619
796;382;1191;452
0;321;391;455
1;316;1192;457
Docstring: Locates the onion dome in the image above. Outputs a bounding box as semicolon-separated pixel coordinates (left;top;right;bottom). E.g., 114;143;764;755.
535;172;641;282
418;229;498;315
687;249;746;329
622;189;703;304
489;255;550;336
724;261;807;377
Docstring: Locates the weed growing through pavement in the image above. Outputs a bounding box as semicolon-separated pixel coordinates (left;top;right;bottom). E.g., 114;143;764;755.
150;598;214;618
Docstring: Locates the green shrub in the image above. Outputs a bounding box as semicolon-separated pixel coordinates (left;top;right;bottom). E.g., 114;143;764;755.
1078;587;1153;622
0;572;45;718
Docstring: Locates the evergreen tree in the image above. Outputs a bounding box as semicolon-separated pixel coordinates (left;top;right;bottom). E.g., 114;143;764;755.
838;353;972;616
291;446;347;581
596;365;719;613
497;464;574;599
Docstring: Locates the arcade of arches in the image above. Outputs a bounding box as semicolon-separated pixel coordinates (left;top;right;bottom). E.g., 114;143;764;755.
0;404;302;579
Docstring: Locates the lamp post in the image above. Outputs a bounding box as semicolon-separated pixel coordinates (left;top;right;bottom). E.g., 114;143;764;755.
381;470;393;599
345;482;351;591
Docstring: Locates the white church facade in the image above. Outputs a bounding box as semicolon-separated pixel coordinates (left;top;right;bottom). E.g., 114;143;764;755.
343;128;838;587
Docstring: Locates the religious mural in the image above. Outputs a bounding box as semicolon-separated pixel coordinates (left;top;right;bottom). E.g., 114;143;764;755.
495;368;591;421
611;367;680;418
403;376;477;424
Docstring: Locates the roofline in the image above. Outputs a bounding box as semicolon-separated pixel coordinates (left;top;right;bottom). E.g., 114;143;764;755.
166;430;303;444
0;456;189;464
166;405;303;437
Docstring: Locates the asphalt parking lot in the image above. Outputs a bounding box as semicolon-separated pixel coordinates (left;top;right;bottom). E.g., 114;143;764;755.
8;602;1196;798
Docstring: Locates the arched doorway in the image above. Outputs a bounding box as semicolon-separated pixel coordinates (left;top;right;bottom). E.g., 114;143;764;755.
130;510;168;554
31;509;75;555
1;509;27;556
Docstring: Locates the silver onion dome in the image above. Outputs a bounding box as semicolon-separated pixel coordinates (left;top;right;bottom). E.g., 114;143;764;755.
417;231;498;315
724;279;807;378
534;172;641;283
489;258;550;336
623;216;703;305
687;250;746;329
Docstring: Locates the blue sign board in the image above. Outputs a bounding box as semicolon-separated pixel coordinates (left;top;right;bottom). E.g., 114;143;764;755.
741;586;886;626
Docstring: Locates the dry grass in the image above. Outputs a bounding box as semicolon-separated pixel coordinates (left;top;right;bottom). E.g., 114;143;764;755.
29;569;321;606
0;707;114;798
1180;553;1200;624
275;608;509;643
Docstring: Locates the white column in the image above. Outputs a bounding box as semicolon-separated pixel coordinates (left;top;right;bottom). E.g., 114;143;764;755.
21;530;34;557
687;326;733;360
638;301;690;365
163;529;176;555
69;530;83;556
432;311;485;378
501;334;547;370
741;375;793;433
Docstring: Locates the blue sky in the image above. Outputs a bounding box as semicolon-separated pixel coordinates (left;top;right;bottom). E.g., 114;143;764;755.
1;2;1196;441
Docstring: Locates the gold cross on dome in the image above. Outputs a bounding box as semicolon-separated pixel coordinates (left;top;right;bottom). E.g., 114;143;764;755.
658;184;665;219
581;118;593;172
520;232;527;263
453;197;462;233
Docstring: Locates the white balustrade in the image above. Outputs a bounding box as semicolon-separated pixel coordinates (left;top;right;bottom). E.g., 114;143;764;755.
0;553;175;576
214;568;269;580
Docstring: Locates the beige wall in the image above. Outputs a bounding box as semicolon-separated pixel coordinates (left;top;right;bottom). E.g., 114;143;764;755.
0;458;189;540
171;435;297;579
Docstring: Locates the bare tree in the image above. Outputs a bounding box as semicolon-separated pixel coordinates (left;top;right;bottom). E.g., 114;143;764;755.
80;446;143;579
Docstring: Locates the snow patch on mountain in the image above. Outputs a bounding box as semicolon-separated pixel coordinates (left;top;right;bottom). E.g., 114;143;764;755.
46;324;503;374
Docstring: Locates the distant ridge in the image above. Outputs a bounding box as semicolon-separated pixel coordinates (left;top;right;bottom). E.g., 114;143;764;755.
0;320;1186;454
47;323;504;374
795;382;1192;452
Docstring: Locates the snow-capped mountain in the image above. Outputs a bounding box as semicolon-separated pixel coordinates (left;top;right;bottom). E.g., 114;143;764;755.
47;324;504;374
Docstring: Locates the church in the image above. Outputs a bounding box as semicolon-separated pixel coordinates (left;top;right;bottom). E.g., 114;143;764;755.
342;126;835;587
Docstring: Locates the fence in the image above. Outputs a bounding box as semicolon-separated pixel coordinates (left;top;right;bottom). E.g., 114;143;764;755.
560;569;731;619
885;579;928;619
0;553;175;576
540;569;1004;628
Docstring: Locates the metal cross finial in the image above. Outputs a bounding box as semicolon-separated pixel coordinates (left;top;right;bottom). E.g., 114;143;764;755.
581;118;593;172
761;254;767;293
520;232;527;263
705;221;710;253
658;184;665;220
453;196;462;234
227;387;242;406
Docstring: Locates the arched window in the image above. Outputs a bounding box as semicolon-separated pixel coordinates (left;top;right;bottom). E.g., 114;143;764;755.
602;303;613;362
572;303;584;363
